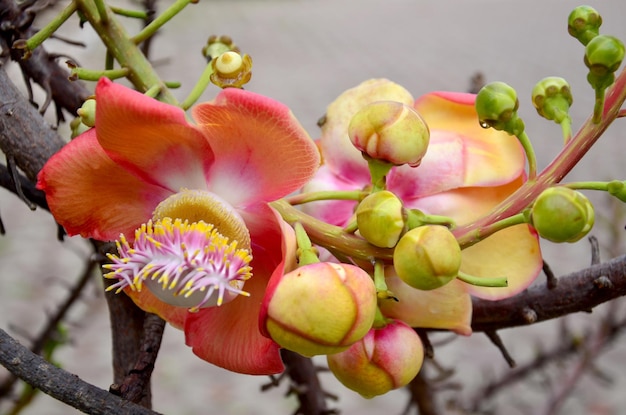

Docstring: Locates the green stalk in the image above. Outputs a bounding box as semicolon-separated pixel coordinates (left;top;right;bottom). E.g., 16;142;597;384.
19;1;77;56
131;0;195;45
181;63;214;110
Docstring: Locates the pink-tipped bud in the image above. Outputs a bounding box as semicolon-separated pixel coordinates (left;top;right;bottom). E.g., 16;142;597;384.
327;320;424;398
348;101;430;167
263;263;377;357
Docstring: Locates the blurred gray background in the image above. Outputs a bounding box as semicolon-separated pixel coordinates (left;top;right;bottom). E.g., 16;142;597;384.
2;0;626;414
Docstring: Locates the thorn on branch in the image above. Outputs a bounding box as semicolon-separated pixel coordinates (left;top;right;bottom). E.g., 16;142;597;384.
589;235;601;265
542;260;558;289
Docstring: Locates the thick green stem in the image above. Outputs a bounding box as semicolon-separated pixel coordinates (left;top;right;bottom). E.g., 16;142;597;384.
75;0;178;104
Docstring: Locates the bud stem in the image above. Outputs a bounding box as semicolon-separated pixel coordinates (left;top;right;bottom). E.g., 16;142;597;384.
406;209;455;230
69;66;130;82
561;117;573;143
517;131;537;180
181;62;215;110
564;181;611;192
294;222;320;266
131;0;195;45
457;271;508;288
460;213;528;248
285;190;369;205
15;0;77;58
365;155;393;192
593;87;606;124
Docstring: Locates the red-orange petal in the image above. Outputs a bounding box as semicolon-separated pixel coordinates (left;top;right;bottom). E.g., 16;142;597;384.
192;88;320;208
184;204;294;374
94;78;214;192
37;130;172;240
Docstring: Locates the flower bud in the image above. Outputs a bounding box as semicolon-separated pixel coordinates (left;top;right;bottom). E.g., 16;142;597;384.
77;98;96;128
356;190;406;248
327;320;424;398
69;116;91;139
264;263;377;357
531;77;573;124
348;101;430;167
530;187;594;243
584;35;625;79
202;35;238;61
568;5;602;46
475;82;525;136
393;225;461;290
210;51;253;89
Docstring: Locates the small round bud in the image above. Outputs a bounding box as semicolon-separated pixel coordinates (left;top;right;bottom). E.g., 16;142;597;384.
356;190;406;248
77;98;96;128
210;51;253;89
584;35;625;78
327;320;424;398
531;77;573;124
69;116;91;139
348;101;430;167
568;5;602;46
475;82;525;136
393;225;461;290
264;263;377;357
530;187;594;243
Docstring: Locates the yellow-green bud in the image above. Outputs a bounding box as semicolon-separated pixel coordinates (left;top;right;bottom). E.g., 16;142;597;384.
393;225;461;290
76;98;96;128
210;51;253;89
264;262;377;357
475;82;525;136
348;101;430;167
531;77;573;124
327;320;424;398
568;5;602;46
356;190;406;248
585;35;625;79
69;116;91;139
530;187;594;243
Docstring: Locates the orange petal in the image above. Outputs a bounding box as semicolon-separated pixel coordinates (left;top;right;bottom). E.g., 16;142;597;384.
410;92;525;190
192;88;320;208
94;78;214;192
185;205;294;374
320;79;414;183
460;224;542;300
380;272;472;335
37;130;172;240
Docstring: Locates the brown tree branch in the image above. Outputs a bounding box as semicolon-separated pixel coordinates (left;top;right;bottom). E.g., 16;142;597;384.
0;328;164;415
472;254;626;332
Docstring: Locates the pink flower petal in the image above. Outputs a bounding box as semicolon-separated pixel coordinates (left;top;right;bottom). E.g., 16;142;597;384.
300;165;359;227
94;78;214;192
380;272;472;335
185;204;295;374
192;88;320;208
37;130;171;240
460;224;542;300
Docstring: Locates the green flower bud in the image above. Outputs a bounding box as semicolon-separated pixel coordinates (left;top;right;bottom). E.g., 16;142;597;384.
210;51;253;89
568;5;602;46
530;187;594;243
348;101;430;167
531;77;573;124
475;82;525;136
69;116;91;139
584;35;625;79
356;190;406;248
76;98;96;128
393;225;461;290
607;180;626;202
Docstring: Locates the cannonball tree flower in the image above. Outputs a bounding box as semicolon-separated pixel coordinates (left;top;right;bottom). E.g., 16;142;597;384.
304;79;542;324
37;78;320;375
